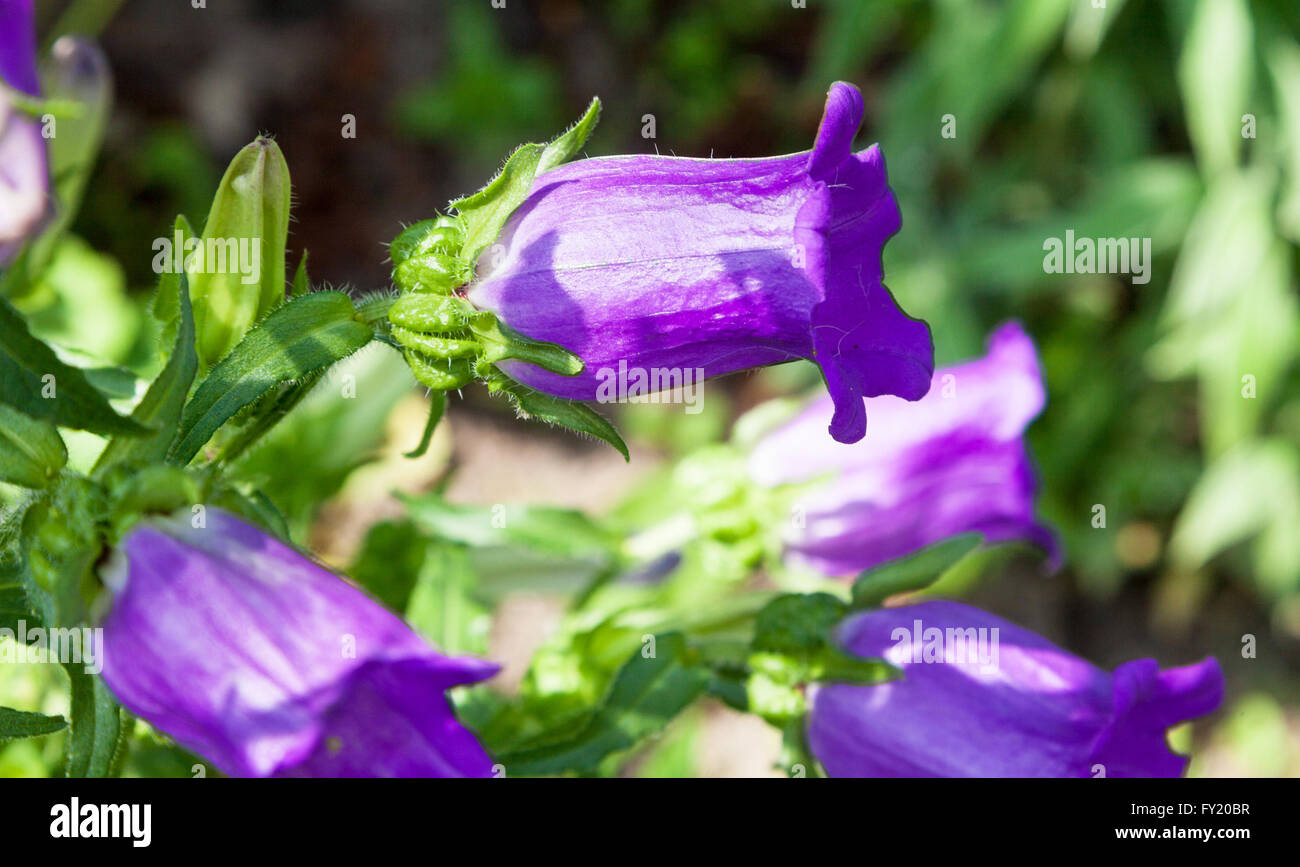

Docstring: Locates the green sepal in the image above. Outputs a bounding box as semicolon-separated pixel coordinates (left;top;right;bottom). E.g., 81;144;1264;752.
850;533;984;609
472;314;584;376
0;404;67;489
489;373;628;461
404;391;446;459
449;97;600;267
169;291;372;465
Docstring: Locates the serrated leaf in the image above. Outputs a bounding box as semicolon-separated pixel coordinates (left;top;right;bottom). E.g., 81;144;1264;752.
0;707;68;740
0;403;67;489
0;295;148;437
95;270;198;474
502;380;628;460
851;533;984;609
63;663;125;778
450;97;601;265
498;633;707;776
169;291;372;465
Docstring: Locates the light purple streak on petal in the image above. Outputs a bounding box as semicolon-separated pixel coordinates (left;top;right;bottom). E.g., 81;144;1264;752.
468;82;932;444
751;320;1057;575
99;508;498;778
807;601;1225;778
0;0;47;263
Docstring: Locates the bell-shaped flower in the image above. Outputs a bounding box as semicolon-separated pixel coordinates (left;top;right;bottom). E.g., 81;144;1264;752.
808;601;1225;777
99;507;498;777
750;321;1057;576
467;82;932;444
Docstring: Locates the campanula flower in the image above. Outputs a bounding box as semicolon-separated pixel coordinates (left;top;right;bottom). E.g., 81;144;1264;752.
809;601;1225;777
99;508;498;777
468;82;933;444
0;0;47;265
749;321;1057;576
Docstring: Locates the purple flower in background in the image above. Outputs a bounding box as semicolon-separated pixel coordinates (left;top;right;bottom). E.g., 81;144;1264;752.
469;82;932;444
809;601;1224;777
99;508;498;778
0;0;47;265
750;321;1057;576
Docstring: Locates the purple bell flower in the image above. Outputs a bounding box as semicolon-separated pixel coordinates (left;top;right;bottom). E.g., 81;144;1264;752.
99;508;498;778
750;321;1058;576
0;0;48;265
809;601;1225;777
469;82;932;444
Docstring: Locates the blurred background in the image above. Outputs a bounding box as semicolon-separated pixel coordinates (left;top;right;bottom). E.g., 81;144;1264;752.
3;0;1299;776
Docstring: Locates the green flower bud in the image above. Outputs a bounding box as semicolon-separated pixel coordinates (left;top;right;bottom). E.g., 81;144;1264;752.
188;136;291;368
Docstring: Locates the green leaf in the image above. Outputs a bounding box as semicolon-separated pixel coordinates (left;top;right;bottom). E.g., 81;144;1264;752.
150;214;196;348
402;495;618;559
0;295;148;437
498;633;707;776
95;270;198;474
0;403;67;489
450;97;600;265
496;378;629;461
0;707;67;740
752;593;847;654
63;663;126;778
290;250;310;298
1177;0;1253;177
851;533;984;609
350;520;428;612
169;291;372;465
